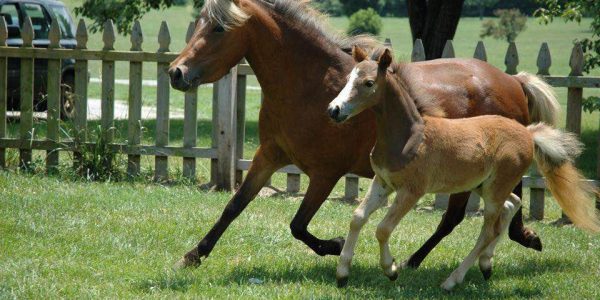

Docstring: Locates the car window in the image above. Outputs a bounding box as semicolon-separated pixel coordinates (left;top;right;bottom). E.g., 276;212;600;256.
1;4;20;26
1;4;21;38
23;3;49;39
50;5;74;38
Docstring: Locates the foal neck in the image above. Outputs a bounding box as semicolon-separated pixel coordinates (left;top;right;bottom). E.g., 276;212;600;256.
371;72;425;170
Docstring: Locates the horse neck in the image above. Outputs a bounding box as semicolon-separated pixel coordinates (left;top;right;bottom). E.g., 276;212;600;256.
244;9;352;102
372;73;424;159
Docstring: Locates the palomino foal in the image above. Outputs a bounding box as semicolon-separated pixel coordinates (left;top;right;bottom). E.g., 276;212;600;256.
328;47;600;290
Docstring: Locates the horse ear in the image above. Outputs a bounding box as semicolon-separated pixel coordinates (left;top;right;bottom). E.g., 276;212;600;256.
378;48;393;70
352;46;367;63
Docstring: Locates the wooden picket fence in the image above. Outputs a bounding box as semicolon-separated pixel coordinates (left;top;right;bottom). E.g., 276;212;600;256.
0;17;598;220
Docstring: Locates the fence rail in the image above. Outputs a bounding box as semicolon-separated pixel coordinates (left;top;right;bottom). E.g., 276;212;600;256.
0;18;599;220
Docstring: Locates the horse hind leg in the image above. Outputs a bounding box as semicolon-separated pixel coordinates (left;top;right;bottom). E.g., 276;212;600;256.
478;193;522;280
376;189;422;280
508;182;543;251
441;195;505;291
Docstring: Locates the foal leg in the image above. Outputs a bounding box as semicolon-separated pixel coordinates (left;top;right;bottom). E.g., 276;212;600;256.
478;193;522;280
175;145;286;268
441;199;504;291
289;174;346;256
402;191;470;269
508;182;543;251
376;189;422;280
336;176;392;287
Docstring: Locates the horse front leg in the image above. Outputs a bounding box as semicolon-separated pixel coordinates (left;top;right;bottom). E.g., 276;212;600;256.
289;174;344;257
336;176;392;287
175;144;287;268
402;191;470;269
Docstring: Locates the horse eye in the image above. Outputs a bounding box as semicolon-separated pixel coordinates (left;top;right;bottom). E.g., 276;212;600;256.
213;25;225;33
365;80;375;88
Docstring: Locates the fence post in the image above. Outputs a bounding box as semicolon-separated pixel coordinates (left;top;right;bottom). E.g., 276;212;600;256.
441;40;455;58
19;18;34;170
473;41;487;61
155;21;171;181
411;39;425;62
73;19;88;172
183;22;198;181
564;42;584;221
101;20;116;172
46;20;61;174
530;42;552;220
216;67;238;191
0;18;7;169
505;42;519;75
345;176;359;201
236;58;247;186
127;21;143;177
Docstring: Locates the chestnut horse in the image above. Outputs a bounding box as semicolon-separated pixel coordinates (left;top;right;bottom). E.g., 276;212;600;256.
328;47;599;290
169;0;556;268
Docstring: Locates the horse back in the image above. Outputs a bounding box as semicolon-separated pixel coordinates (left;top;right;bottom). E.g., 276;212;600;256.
399;58;530;125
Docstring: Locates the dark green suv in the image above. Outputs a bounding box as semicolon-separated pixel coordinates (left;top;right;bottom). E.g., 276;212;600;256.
1;0;77;119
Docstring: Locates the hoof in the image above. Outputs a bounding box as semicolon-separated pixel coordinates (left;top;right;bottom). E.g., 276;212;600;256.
331;237;346;255
440;280;456;291
336;276;349;288
481;267;492;281
386;270;399;282
510;228;543;252
172;253;201;270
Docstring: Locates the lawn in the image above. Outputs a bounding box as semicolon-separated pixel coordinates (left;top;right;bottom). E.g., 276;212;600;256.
1;172;599;298
1;2;600;298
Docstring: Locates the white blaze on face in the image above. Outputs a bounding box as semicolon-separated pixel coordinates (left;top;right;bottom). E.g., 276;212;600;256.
330;68;359;109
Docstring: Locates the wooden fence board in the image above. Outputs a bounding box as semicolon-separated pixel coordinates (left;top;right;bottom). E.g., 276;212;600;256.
46;20;62;173
0;18;6;169
19;18;34;170
155;21;171;181
183;22;198;181
127;21;143;177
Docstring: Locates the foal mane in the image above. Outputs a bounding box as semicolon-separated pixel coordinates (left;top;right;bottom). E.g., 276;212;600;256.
384;57;447;118
203;0;381;52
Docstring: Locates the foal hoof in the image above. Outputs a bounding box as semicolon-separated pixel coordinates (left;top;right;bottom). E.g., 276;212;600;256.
336;276;349;288
481;267;492;281
386;270;399;282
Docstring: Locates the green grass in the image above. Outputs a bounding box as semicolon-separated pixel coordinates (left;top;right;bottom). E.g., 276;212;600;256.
1;172;599;298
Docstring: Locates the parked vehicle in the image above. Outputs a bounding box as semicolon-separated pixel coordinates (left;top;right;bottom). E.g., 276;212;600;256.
1;0;77;119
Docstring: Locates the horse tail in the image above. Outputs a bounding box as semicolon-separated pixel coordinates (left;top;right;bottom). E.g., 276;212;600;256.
528;123;600;232
514;72;560;126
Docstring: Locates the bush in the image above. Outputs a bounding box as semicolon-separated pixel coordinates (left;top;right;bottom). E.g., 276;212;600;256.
347;8;383;36
312;0;344;17
480;9;527;42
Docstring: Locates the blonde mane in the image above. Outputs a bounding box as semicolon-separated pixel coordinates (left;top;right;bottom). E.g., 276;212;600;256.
201;0;381;51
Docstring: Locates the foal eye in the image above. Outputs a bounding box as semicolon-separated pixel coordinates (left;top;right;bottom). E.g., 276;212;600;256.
213;25;225;33
365;80;375;88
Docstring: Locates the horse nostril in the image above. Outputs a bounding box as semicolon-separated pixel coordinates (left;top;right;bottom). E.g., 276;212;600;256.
169;67;184;83
328;105;340;120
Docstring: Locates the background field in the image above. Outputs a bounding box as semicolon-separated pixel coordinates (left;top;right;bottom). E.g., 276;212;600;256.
1;1;600;298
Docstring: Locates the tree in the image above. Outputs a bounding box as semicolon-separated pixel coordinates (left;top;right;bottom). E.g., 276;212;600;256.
339;0;385;16
463;0;498;19
480;9;527;43
74;0;204;34
347;8;383;35
407;0;466;60
535;0;600;74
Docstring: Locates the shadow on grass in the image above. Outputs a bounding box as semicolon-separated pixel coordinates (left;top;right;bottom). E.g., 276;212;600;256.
134;256;576;298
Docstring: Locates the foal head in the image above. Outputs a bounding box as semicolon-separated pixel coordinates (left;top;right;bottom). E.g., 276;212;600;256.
169;0;252;91
327;46;393;123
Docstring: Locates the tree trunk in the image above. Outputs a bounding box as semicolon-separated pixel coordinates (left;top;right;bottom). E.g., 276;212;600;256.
407;0;465;60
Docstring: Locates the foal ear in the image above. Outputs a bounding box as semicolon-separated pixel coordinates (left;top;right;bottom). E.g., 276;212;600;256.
352;46;368;63
377;48;393;70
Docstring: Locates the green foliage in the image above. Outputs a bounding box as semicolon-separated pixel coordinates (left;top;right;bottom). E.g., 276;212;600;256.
339;0;385;16
312;0;344;17
480;9;528;42
74;0;204;35
535;0;600;74
347;8;383;36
